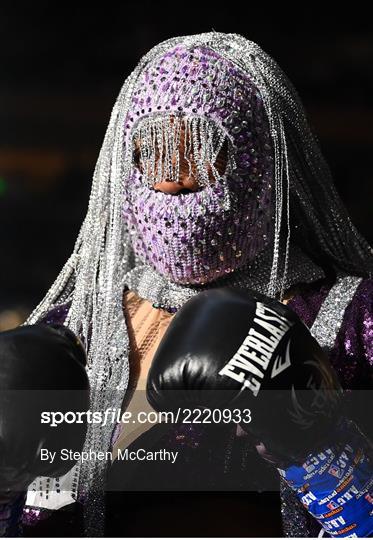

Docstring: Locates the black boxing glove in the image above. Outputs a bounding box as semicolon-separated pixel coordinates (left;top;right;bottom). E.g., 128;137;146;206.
146;287;343;464
0;323;89;499
147;288;373;537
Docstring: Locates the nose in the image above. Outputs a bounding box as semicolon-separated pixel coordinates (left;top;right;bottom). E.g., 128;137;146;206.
153;177;200;194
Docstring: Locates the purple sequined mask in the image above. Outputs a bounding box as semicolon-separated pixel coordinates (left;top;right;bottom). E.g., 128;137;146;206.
123;45;274;285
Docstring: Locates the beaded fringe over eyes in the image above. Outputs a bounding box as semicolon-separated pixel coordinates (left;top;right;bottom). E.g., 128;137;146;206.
132;113;233;188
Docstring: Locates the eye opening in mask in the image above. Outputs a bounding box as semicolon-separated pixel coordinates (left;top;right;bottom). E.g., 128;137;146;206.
131;113;234;190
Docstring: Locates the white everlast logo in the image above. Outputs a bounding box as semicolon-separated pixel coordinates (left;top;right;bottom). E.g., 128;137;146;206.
218;302;293;396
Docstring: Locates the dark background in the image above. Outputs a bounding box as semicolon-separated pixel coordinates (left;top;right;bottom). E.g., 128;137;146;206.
1;4;372;326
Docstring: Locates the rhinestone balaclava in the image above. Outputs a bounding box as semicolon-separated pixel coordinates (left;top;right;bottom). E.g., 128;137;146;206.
122;45;274;285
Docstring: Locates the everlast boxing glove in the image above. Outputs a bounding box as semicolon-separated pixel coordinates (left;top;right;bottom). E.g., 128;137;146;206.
147;287;373;538
0;323;89;500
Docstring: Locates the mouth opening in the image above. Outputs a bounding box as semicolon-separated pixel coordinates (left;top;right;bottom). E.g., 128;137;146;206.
152;186;205;196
